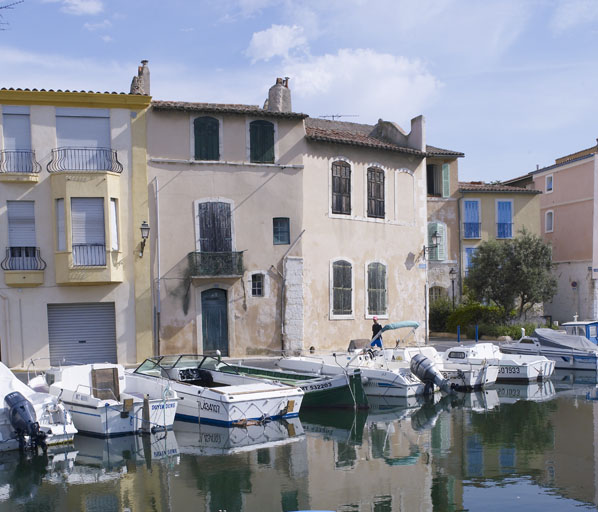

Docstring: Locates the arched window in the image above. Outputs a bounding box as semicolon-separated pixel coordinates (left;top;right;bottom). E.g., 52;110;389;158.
332;260;352;316
194;116;219;160
367;262;387;316
332;160;351;215
367;167;385;218
249;120;274;163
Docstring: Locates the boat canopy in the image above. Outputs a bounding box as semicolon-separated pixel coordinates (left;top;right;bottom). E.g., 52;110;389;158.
533;328;598;351
381;321;420;332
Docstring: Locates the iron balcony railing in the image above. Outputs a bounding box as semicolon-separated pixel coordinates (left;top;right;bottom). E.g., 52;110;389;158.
463;222;481;239
72;244;106;266
0;150;42;174
496;222;513;239
1;247;47;271
188;251;244;277
47;147;123;173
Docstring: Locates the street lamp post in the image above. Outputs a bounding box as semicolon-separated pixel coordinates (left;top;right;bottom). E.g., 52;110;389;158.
423;231;440;344
449;267;457;310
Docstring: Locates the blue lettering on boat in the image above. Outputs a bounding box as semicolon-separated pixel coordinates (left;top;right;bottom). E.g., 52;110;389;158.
151;402;176;411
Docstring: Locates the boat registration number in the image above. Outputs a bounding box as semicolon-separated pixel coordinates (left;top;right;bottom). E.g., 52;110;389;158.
499;366;520;374
301;382;332;392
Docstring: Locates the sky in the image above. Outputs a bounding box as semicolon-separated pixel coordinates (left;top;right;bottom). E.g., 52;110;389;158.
1;0;598;182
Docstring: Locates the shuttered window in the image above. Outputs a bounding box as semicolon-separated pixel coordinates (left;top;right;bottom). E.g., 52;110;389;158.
367;167;385;218
332;161;351;215
194;116;219;160
332;260;352;316
3;106;31;151
249;120;275;163
197;201;232;252
442;163;450;197
71;197;106;266
7;201;35;246
428;222;446;261
367;262;387;316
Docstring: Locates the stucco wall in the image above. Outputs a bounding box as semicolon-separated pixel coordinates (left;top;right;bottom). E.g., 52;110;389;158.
545;261;595;323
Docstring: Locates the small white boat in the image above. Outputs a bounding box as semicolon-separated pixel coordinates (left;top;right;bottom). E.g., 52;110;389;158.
41;363;179;437
277;352;429;398
500;328;598;371
438;343;554;382
0;362;76;452
129;355;304;427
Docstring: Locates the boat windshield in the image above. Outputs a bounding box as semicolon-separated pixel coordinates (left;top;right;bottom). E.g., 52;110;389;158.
172;355;204;369
134;359;169;378
565;325;586;337
198;356;238;374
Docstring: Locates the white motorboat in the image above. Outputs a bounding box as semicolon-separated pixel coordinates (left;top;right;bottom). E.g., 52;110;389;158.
500;328;598;371
129;355;304;427
385;345;499;390
277;352;429;398
40;363;179;437
436;343;555;382
0;362;76;452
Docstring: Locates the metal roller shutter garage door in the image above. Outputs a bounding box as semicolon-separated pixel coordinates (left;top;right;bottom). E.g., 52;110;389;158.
47;303;117;365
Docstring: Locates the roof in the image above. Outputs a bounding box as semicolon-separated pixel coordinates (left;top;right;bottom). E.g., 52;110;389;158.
0;87;144;96
152;100;308;119
304;118;463;158
458;181;542;194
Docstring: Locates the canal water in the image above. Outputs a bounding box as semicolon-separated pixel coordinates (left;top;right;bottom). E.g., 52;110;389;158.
1;370;598;512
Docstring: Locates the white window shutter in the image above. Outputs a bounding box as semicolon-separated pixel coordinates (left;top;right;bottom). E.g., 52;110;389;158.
442;164;450;198
437;223;446;260
7;201;35;246
71;198;105;245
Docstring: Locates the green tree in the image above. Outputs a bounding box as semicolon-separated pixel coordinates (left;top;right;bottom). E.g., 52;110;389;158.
465;229;557;319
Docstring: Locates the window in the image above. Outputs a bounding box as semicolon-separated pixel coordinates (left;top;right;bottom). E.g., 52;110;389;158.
273;217;290;245
2;106;31;173
463;200;480;238
427;222;446;261
367;262;387;316
109;198;119;251
496;200;513;239
464;247;477;275
545;210;554;233
249;120;274;163
6;200;36;270
429;286;447;304
251;273;264;297
194;116;219;160
71;197;106;266
332;160;351;215
332;260;352;316
197;201;232;252
56;199;66;251
367;167;385;218
546;175;553;193
427;163;449;197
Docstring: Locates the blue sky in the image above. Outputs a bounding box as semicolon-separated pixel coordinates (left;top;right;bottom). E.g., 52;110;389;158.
1;0;598;181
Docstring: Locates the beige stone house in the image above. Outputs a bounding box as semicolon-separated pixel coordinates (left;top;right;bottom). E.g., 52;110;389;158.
146;76;462;355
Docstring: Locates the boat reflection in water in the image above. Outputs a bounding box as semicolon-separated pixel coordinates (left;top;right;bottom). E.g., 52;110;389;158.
174;417;304;456
494;380;556;404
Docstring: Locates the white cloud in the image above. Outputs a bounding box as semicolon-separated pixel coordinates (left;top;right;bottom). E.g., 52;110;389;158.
550;0;598;33
61;0;103;16
101;35;112;43
83;19;111;31
245;24;306;63
284;48;442;124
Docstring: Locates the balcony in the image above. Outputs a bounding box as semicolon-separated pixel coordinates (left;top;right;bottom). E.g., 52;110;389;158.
1;247;46;287
463;222;481;239
72;244;106;267
496;222;513;239
188;251;244;278
0;150;42;182
47;147;123;173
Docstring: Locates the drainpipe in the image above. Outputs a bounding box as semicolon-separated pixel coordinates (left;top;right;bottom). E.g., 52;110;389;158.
153;177;161;356
458;193;463;298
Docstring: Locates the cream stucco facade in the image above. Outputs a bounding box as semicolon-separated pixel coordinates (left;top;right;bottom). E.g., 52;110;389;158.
0;89;152;368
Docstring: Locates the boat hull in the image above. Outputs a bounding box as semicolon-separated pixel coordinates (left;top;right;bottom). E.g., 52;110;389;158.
500;345;598;371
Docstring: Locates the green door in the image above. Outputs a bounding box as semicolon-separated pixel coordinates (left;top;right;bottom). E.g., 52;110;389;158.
201;288;229;355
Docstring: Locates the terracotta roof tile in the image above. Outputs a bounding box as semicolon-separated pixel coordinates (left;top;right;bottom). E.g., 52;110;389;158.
0;87;144;95
152;100;308;118
459;181;541;194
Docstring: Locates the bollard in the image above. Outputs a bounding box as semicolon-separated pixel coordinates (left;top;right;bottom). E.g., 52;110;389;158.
475;325;479;342
457;326;461;343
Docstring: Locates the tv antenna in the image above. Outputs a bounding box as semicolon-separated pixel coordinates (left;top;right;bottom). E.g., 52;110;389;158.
319;114;359;121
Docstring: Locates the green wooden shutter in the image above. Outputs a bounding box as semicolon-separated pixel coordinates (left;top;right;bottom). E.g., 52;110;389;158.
442;163;450;198
428;222;439;260
250;120;274;163
194;117;219;160
437;223;446;260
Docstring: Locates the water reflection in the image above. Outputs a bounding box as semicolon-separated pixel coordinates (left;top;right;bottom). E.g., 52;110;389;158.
1;379;598;511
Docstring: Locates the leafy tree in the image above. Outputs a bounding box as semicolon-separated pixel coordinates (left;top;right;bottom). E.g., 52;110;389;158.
465;229;557;319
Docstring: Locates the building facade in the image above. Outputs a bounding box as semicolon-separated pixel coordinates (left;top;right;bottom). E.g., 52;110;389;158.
0;69;152;368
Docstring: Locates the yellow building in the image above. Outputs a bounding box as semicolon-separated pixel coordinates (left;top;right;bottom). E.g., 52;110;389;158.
0;62;152;368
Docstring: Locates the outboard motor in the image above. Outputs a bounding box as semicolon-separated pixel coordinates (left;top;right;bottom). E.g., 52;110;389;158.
4;391;47;452
410;354;453;394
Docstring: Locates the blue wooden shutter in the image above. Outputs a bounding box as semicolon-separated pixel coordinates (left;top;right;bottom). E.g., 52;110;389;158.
442;163;450;197
497;201;512;238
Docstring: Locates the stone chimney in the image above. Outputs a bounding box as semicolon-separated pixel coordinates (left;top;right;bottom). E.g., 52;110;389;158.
265;77;291;112
130;60;150;95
